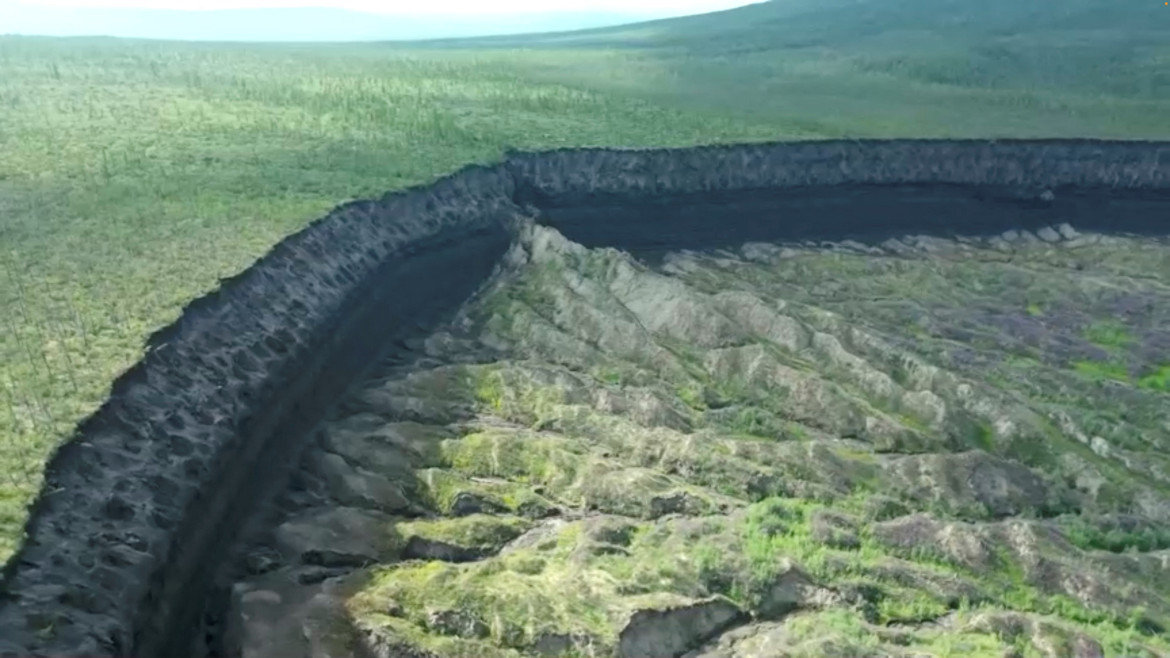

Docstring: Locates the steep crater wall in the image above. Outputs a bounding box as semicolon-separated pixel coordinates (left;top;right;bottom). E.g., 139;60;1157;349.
0;165;521;658
0;140;1167;658
510;140;1170;256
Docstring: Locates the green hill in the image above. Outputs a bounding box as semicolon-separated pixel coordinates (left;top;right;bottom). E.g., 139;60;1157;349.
441;0;1169;136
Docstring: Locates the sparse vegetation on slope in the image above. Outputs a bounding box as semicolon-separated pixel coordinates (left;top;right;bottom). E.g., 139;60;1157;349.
227;222;1170;657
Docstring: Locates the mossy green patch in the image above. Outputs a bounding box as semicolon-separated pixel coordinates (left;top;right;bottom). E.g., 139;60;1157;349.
1058;516;1170;554
596;367;626;387
416;467;554;517
674;382;708;411
1137;364;1170;392
472;372;507;414
467;366;568;427
356;614;523;658
360;476;1170;655
1073;360;1130;383
714;405;790;440
965;422;998;453
1083;321;1135;350
441;430;584;489
874;589;952;624
398;515;533;554
349;528;629;654
762;607;1014;656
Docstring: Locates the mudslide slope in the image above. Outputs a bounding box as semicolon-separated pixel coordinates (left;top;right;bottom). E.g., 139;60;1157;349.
0;140;1168;658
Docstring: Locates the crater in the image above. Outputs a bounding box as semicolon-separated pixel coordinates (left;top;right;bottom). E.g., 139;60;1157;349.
0;140;1168;658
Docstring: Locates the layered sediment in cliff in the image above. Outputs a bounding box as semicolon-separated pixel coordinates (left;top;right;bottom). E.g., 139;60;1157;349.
0;140;1167;657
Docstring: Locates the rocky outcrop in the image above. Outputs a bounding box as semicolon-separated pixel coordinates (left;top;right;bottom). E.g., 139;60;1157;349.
274;507;403;568
1;140;1168;657
619;597;748;658
222;569;362;658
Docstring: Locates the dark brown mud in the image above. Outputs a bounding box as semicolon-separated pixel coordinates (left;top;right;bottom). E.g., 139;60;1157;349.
0;140;1167;657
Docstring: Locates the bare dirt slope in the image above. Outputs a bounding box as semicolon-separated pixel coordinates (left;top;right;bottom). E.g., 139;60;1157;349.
221;219;1170;658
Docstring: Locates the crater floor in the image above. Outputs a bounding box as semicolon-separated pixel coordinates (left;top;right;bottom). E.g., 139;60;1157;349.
220;220;1170;658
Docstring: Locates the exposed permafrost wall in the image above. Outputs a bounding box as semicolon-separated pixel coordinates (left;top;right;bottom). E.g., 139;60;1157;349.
509;140;1170;202
0;165;519;658
511;140;1170;256
0;140;1167;658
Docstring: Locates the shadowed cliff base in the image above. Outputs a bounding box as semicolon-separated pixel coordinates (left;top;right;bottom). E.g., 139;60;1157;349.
530;184;1170;261
0;140;1167;657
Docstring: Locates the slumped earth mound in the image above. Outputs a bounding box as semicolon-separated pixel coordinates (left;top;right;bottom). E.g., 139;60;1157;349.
0;140;1168;658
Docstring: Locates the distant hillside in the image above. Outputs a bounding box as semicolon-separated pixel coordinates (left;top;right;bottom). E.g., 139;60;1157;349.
431;0;1168;136
0;4;677;42
458;0;1164;55
594;0;1170;98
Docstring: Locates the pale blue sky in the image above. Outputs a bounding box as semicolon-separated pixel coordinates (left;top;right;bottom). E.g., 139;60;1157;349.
10;0;760;15
1;0;765;39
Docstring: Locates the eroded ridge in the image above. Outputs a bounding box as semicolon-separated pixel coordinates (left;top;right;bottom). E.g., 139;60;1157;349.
225;222;1170;658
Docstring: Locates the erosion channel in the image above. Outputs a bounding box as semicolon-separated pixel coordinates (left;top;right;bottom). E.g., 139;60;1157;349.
2;141;1169;658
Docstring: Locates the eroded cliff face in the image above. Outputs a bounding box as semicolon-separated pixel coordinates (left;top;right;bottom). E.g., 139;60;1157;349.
0;140;1167;657
223;221;1170;658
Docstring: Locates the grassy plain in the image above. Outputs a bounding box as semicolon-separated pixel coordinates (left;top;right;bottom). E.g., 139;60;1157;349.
1;0;1169;561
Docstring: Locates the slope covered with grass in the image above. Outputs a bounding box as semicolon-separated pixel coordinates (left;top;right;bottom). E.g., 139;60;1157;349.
1;0;1167;564
458;0;1170;137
